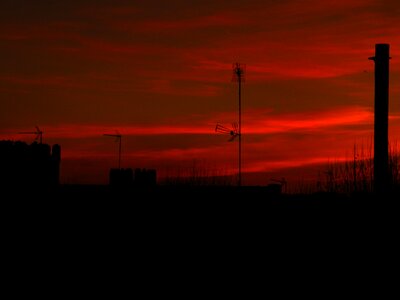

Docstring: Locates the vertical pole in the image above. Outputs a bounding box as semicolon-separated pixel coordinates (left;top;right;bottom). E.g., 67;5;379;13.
353;143;357;192
238;73;242;187
118;136;122;170
233;63;244;187
369;44;390;193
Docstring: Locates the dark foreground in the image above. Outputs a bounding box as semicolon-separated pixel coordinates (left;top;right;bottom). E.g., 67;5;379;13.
4;184;398;258
2;184;398;293
4;184;399;224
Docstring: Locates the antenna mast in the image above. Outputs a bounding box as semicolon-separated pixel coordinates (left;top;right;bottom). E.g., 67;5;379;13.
104;133;122;170
233;63;245;187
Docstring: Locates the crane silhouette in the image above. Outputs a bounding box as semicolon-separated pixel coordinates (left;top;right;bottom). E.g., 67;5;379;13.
19;126;43;144
104;133;122;170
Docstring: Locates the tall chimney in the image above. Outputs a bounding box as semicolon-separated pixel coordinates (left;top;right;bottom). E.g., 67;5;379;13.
369;44;391;193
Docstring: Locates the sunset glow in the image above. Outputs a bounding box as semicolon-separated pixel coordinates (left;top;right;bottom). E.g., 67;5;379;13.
1;0;399;185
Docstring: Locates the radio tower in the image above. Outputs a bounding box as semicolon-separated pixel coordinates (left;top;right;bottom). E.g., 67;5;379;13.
233;63;245;187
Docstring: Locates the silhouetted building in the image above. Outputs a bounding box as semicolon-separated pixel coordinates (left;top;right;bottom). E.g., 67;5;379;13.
266;183;282;195
108;168;157;187
109;168;133;187
369;44;391;193
51;144;61;186
134;168;157;187
0;140;61;188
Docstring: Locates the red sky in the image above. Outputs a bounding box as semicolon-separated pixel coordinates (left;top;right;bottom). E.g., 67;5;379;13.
1;0;399;186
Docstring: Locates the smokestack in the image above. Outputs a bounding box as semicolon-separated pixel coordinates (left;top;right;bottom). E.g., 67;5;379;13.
369;44;391;193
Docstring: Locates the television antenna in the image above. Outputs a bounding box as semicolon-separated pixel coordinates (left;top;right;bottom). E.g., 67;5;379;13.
104;133;122;170
19;126;43;144
215;123;239;142
233;62;245;186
